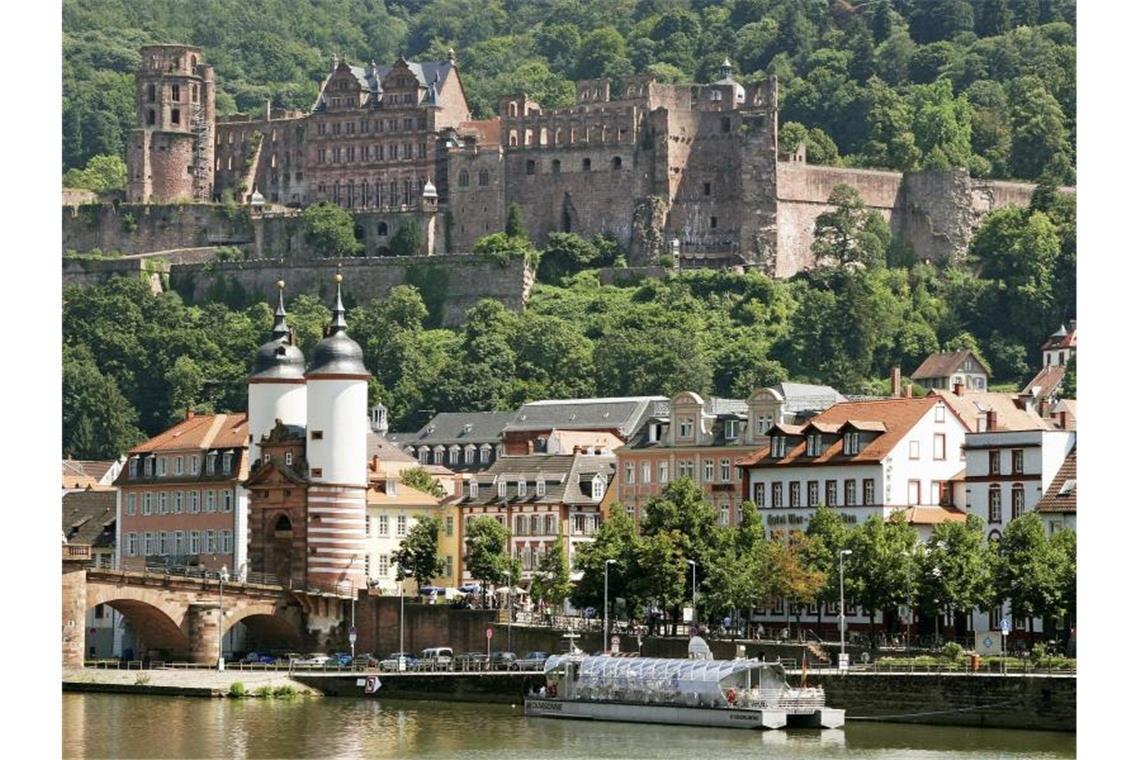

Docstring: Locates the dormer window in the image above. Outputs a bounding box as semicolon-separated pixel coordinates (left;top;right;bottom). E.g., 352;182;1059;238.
679;418;694;438
263;453;271;464
207;452;217;474
843;433;861;456
464;446;475;464
129;458;139;479
806;434;823;457
771;436;787;458
469;480;479;499
285;452;293;466
591;474;605;501
144;457;154;477
175;456;184;475
498;479;507;499
724;419;738;440
536;477;546;498
387;478;398;497
517;479;527;498
222;452;233;472
190;456;199;475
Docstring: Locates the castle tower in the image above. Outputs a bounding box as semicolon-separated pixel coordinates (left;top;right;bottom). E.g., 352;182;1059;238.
127;45;216;203
303;272;369;590
248;281;307;462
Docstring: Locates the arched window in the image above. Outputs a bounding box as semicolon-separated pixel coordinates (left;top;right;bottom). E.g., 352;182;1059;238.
509;102;518;117
988;485;1002;523
190;55;198;69
611;156;622;170
147;83;155;103
378;222;389;236
551;159;561;175
581;157;591;172
458;169;469;187
509;130;518;146
478;169;489;186
1012;484;1025;519
274;514;291;534
526;159;536;175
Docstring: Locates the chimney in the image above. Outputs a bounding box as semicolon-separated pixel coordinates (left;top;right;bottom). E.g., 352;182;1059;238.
905;383;913;398
371;454;380;472
953;381;964;396
186;408;196;420
1013;396;1026;411
526;440;534;455
1058;411;1068;429
890;367;901;398
986;410;997;431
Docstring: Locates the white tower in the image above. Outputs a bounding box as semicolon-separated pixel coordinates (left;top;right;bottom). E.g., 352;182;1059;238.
248;280;307;462
304;272;369;590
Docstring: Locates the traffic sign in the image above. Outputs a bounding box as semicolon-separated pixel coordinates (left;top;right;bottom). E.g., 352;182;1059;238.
1000;618;1010;636
838;653;850;671
485;626;494;640
610;635;620;654
349;626;357;644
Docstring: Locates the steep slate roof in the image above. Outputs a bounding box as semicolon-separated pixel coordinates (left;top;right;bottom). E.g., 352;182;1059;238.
773;382;847;413
930;390;1050;432
707;397;748;416
367;431;417;463
1036;448;1077;514
129;413;249;454
62;490;116;548
463;453;615;506
505;397;668;438
1021;365;1068;400
738;396;940;467
342;59;455;98
911;350;989;380
391;411;516;446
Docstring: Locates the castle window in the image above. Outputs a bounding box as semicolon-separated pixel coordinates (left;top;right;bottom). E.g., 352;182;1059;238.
378;222;389;236
147;84;155;103
721;117;731;133
190;55;197;68
312;468;323;479
581;158;591;172
611;156;622;170
192;84;199;103
710;216;718;229
703;182;711;196
551;159;561;175
509;102;518;117
171;109;181;125
458;169;469;187
171;84;180;102
147;109;156;126
526;160;536;176
478;170;489;186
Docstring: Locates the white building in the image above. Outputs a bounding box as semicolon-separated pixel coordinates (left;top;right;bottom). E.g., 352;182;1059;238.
737;395;971;633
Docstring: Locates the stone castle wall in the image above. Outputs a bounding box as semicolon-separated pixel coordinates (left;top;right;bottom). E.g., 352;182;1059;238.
168;254;530;327
62;203;255;255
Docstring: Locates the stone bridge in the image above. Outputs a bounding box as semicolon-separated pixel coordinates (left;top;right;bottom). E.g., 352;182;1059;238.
62;545;345;668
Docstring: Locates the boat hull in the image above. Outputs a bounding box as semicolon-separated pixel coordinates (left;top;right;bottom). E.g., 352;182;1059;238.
525;698;844;730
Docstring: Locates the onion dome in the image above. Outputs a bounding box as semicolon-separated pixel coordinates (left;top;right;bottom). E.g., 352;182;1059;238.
713;58;745;105
250;281;305;381
306;272;368;378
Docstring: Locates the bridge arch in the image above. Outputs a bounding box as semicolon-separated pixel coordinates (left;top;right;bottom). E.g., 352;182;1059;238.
85;586;191;658
223;605;302;653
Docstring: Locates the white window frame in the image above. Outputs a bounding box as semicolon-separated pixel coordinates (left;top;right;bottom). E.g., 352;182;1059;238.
190;531;201;554
222;490;233;513
935;404;946;423
206;490;216;513
157;457;167;477
536;478;546;498
142;493;152;516
175;456;183;475
659;461;669;484
190;456;199;475
498;480;508;499
517;479;526;498
378;515;390;537
126;493;136;515
173;492;182;514
397;515;408;537
724;419;738;440
642;462;652;483
206;530;217;553
190;491;199;513
720;458;731;482
591;475;605;501
469;481;479;499
908;440;920;460
933;433;946;461
704;459;714;481
625;463;634;484
127;532;138;556
221;530;233;554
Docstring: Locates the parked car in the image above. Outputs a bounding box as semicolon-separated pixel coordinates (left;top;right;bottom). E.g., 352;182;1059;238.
241;652;276;665
381;652;417;672
419;647;454;671
454;652;490;670
331;652;352;667
512;651;551;671
491;651;517;670
276;652;303;666
294;653;331;666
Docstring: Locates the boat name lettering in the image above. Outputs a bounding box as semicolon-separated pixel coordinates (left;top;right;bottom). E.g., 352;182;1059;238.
530;701;563;711
729;713;760;721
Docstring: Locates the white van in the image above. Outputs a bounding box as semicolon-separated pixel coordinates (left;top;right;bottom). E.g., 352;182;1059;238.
419;647;454;671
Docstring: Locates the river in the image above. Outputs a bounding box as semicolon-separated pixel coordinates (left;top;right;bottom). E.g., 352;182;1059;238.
63;693;1075;759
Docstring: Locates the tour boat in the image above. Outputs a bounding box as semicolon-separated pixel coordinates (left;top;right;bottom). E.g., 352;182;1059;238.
524;654;844;730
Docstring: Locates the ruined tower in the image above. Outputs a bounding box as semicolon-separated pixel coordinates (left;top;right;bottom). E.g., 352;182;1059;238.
127;45;216;203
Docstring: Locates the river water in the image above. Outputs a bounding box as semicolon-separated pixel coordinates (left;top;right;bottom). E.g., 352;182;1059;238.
63;693;1075;759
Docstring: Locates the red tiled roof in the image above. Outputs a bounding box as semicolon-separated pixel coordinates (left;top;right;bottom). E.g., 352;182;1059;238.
738;397;940;467
1021;365;1067;400
1041;329;1076;351
1036;448;1076;513
129;413;249;454
911;350;988;380
930;389;1050;432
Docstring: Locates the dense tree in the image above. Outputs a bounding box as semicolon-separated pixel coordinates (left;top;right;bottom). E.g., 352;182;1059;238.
811;184;891;268
1007;76;1074;182
63;344;143;459
531;536;573;611
62;154;127;193
391;516;445;590
399;466;446;498
995;513;1060;642
846;513;921;645
464;516;513;608
505;203;527;239
916;515;994;636
571;506;639;614
388;222;423;257
301;202;363;258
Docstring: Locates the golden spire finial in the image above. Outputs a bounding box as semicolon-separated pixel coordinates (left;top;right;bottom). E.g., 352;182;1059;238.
335;272;343;283
276;279;285;290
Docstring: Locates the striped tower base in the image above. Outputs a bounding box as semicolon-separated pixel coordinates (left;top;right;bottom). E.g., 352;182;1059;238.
305;484;367;592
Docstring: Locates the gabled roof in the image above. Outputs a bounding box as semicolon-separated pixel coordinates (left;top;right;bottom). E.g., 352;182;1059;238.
391;411;516;446
931;389;1050;432
464;453;615;506
772;382;847;413
367;431;417;463
911;350;989;380
129;413;249;454
505;397;667;438
739;397;943;467
62;459;121;489
1036;448;1076;514
1041;325;1076;350
456;118;501;147
1021;365;1067;401
62;490;116;547
318;59;456;109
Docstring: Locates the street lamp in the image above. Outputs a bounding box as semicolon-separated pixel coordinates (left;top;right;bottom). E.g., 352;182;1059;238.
503;570;513;653
838;550;852;662
217;565;229;671
686;559;697;632
604;559;617;655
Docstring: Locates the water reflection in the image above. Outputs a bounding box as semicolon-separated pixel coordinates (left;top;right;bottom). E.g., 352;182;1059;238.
63;694;1075;760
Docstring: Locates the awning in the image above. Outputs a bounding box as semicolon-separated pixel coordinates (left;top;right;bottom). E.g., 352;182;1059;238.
419;586;445;595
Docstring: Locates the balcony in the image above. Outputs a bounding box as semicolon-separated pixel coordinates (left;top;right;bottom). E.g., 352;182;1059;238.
63;543;92;562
